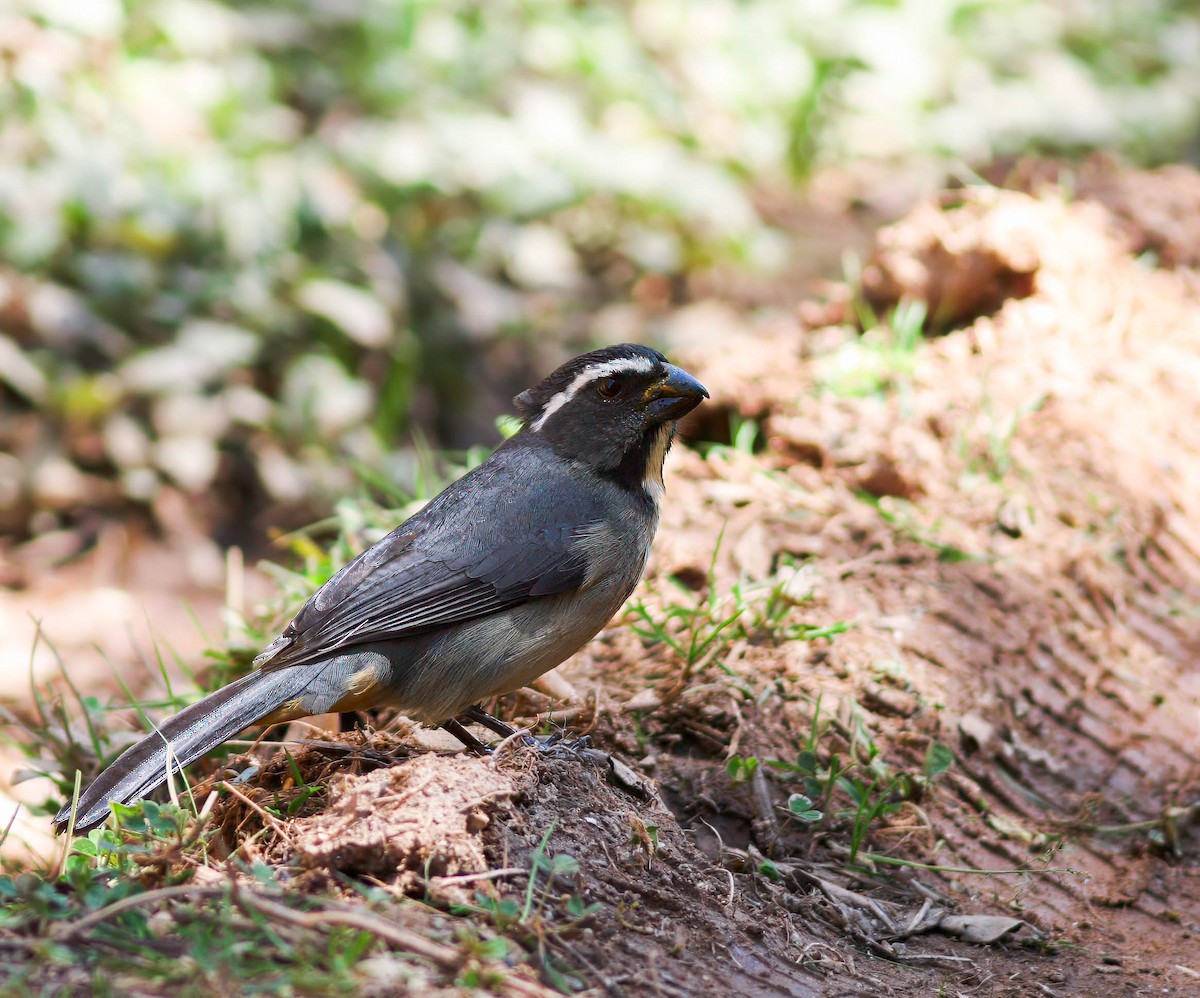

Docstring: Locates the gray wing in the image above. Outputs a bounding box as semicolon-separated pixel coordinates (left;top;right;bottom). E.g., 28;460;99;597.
255;440;599;671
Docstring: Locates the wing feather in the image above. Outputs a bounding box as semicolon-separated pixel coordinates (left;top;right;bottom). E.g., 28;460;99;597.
255;439;599;671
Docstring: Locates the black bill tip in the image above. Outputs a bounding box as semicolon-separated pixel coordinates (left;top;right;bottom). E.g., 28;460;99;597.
646;364;708;422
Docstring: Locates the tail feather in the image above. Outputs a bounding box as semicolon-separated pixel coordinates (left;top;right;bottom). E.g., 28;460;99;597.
55;668;310;834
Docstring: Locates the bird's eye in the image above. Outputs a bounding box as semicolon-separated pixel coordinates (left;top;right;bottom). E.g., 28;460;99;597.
596;377;622;400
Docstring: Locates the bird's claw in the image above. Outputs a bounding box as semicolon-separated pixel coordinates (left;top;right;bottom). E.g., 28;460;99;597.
489;728;591;758
519;731;595;760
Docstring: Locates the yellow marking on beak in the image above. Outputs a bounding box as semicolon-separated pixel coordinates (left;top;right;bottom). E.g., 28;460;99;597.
643;364;709;403
644;381;684;400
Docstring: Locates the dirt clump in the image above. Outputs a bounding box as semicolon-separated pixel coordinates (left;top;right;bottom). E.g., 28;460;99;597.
997;153;1200;269
218;744;838;995
289;754;515;887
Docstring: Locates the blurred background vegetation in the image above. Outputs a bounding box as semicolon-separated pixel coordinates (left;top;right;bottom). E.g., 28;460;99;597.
2;0;1198;549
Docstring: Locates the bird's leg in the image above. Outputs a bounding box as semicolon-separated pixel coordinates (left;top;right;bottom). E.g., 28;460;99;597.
461;705;522;739
441;717;493;755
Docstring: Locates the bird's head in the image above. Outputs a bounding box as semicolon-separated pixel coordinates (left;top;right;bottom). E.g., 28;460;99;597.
514;343;709;499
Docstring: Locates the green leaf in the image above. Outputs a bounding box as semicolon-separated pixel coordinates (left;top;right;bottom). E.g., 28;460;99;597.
726;755;759;783
838;776;868;806
566;895;601;919
787;794;823;823
924;741;954;780
758;859;781;882
795;749;818;774
479;936;510;959
548;854;579;877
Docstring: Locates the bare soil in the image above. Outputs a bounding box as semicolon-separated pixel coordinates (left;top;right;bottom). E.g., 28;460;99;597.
6;157;1200;996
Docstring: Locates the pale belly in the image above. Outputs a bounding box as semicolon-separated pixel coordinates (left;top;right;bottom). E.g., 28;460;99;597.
396;575;635;723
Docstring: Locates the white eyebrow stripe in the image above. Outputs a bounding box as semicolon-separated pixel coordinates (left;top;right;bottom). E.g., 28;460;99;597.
530;355;657;431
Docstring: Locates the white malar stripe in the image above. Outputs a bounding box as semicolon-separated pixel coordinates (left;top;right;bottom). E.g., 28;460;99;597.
530;355;657;432
641;423;671;505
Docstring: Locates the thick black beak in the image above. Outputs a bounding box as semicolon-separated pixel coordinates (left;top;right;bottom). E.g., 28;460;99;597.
646;364;709;423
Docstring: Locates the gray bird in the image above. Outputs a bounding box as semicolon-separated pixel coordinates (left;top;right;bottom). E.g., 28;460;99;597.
55;343;707;833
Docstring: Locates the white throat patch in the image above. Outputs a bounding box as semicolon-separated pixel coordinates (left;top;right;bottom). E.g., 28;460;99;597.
641;422;672;505
530;355;657;432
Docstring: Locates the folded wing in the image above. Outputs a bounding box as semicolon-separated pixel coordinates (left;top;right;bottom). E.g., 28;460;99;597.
255;441;600;671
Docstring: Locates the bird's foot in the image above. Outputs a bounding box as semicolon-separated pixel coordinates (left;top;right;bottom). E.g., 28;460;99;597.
520;731;593;759
443;705;596;761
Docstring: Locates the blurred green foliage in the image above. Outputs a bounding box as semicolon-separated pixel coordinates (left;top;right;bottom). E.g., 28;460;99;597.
1;0;1198;539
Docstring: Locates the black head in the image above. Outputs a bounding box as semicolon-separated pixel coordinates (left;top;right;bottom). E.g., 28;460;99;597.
514;343;708;497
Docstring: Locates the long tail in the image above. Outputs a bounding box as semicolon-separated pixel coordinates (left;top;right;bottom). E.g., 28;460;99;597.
55;668;312;834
